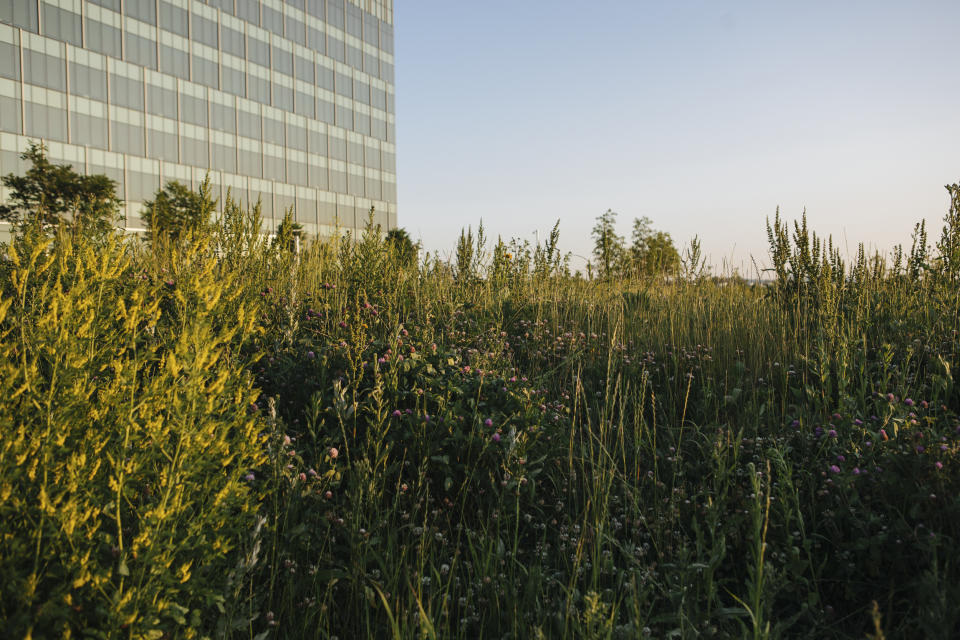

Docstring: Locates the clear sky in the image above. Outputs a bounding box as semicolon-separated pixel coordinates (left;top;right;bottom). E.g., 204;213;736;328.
393;1;960;274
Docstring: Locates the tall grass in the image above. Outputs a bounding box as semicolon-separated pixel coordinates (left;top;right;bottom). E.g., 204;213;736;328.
1;186;959;639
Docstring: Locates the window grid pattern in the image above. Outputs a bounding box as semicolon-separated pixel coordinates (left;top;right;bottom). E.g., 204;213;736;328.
0;0;396;235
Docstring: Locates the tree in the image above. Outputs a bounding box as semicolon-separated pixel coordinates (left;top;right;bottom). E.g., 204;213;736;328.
272;209;303;253
628;215;680;276
143;176;217;243
591;209;625;279
0;142;121;239
385;227;419;267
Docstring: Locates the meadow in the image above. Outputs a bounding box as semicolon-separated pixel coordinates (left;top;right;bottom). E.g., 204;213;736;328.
1;185;959;639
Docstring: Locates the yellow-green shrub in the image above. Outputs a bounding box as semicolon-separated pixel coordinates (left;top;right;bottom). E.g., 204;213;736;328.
0;230;267;638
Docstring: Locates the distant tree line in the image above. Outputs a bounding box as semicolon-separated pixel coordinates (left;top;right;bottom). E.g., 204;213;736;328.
590;208;681;279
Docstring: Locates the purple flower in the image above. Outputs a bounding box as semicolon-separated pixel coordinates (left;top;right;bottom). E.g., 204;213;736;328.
307;351;315;359
484;418;493;428
904;398;914;407
392;410;402;418
853;419;863;426
829;465;841;474
916;445;925;453
836;455;845;462
886;393;896;402
244;472;256;482
852;467;861;475
491;433;501;443
828;429;838;439
935;461;944;470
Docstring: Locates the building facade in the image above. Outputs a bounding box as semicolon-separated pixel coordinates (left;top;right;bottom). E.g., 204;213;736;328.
0;0;396;237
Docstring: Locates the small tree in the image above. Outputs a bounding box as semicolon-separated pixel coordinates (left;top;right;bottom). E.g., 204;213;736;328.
591;209;624;279
385;227;419;267
628;215;680;276
273;209;303;253
143;176;217;243
0;142;121;239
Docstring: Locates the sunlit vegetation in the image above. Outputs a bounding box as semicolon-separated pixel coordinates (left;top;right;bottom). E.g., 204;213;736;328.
1;149;959;638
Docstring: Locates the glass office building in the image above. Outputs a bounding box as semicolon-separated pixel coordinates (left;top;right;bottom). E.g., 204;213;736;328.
0;0;396;238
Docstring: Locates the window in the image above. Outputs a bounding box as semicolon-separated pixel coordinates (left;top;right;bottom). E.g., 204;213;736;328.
248;32;270;66
328;130;345;161
364;143;380;169
261;3;283;35
247;63;270;103
23;38;66;91
210;96;236;134
222;23;245;58
272;43;293;76
364;52;379;78
159;43;189;79
110;72;144;111
41;0;82;46
24;86;67;141
237;100;261;138
125;0;156;25
84;8;121;58
307;123;325;155
262;109;284;145
294;86;314;117
236;0;259;26
334;72;352;98
263;142;284;180
110;106;145;155
0;79;22;134
211;131;237;173
238;136;261;176
353;79;368;105
326;0;343;30
146;114;178;161
346;44;362;70
362;13;378;47
179;85;208;126
316;61;334;91
345;4;361;38
285;15;305;45
381;24;393;55
286;117;306;151
158;1;188;36
192;44;220;88
308;153;327;189
327;35;344;62
306;0;324;19
307;24;325;55
125;21;158;69
294;53;313;83
179;122;208;166
146;72;177;118
192;11;218;48
222;55;246;97
1;0;39;32
0;27;21;81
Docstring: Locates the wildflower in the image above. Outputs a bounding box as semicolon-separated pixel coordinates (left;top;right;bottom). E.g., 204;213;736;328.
324;490;333;499
935;461;944;470
244;472;256;482
329;447;339;459
852;467;861;475
916;445;925;453
492;433;501;443
880;429;889;441
392;410;402;418
484;418;493;428
829;465;841;474
307;351;315;359
904;398;914;407
887;393;896;402
853;418;863;426
828;429;837;439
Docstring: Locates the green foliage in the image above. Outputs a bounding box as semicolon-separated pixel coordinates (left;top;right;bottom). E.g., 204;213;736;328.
143;176;217;243
0;142;121;240
272;209;304;253
386;227;419;268
591;209;624;279
2;171;960;639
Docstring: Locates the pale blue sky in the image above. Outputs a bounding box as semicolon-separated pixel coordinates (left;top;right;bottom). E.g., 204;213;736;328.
394;1;960;273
